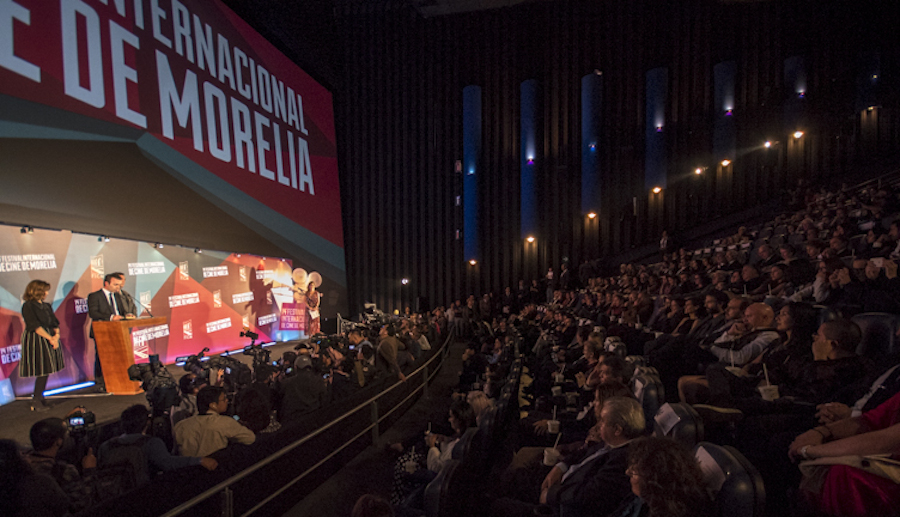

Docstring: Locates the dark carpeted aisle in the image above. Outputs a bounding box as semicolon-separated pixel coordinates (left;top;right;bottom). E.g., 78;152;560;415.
284;339;467;517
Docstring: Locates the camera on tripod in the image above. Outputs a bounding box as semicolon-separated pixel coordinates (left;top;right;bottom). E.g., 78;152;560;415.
128;354;179;415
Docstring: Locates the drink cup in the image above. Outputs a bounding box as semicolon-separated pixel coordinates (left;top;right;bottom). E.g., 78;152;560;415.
551;386;563;397
543;447;561;466
547;420;560;434
758;384;780;401
725;366;743;376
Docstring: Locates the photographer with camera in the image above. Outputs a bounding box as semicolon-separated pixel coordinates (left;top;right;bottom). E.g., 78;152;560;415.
174;386;255;458
278;354;330;426
25;416;98;513
377;324;412;383
349;329;377;387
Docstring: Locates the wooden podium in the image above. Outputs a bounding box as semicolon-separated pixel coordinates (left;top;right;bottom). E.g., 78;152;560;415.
92;317;167;395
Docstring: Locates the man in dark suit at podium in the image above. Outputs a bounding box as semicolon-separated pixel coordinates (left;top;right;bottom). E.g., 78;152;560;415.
88;272;136;391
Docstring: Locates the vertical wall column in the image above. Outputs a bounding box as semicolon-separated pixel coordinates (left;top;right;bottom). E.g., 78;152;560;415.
645;67;667;238
521;80;539;277
857;51;882;155
714;60;736;209
463;86;482;264
581;73;603;258
463;86;481;293
784;56;808;179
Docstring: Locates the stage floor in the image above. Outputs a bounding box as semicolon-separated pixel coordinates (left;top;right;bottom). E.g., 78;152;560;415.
0;341;301;446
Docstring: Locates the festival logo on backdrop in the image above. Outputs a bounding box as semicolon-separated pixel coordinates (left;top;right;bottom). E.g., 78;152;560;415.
213;290;222;308
183;320;193;340
0;345;21;366
179;262;190;281
91;255;104;280
140;292;152;312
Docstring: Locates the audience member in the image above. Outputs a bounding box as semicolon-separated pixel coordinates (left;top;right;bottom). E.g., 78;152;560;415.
24;417;97;513
0;438;68;517
174;386;256;457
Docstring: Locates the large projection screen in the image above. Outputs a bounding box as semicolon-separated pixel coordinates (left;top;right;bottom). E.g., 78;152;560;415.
0;0;345;395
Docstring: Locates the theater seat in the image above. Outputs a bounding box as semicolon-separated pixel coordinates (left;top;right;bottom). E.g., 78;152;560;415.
694;442;765;517
653;402;704;449
852;312;900;360
423;460;462;517
632;374;663;434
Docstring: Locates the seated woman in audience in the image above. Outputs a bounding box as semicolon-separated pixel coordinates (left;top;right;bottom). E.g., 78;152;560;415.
466;390;494;426
789;389;900;517
750;263;792;300
390;400;476;506
611;436;711;517
671;296;706;336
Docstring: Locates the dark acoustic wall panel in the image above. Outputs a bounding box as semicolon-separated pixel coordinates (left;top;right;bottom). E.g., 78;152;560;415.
328;0;900;314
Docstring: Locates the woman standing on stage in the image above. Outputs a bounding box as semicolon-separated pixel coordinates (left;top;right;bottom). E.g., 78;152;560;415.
19;280;65;412
306;281;321;336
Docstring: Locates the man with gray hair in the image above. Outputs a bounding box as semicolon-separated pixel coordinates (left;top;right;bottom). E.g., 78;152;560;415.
491;397;644;517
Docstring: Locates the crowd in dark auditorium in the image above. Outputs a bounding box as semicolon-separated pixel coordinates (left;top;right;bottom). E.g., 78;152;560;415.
7;176;900;517
1;316;438;517
355;176;900;517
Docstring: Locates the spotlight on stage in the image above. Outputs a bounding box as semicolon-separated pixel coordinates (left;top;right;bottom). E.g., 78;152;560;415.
526;236;535;243
721;159;731;167
764;141;772;148
401;278;409;285
793;131;804;139
587;212;597;219
652;187;662;194
468;259;477;266
694;168;703;175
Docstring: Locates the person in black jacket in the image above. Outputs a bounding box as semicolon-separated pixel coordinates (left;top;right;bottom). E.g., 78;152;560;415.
278;354;330;425
491;397;645;517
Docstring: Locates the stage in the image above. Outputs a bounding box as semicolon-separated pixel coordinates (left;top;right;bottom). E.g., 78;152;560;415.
0;340;301;447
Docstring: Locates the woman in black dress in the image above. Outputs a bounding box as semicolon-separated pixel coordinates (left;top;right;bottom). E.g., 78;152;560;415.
19;280;65;412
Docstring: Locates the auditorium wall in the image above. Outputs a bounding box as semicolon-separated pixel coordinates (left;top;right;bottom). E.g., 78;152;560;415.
328;0;900;313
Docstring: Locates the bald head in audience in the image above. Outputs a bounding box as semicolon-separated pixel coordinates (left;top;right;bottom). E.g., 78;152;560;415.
745;302;775;330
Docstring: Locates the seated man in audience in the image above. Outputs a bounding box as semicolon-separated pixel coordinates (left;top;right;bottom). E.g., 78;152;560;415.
25;417;98;514
100;404;217;479
174;386;256;458
676;302;779;402
650;295;745;401
491;397;644;517
705;302;779;366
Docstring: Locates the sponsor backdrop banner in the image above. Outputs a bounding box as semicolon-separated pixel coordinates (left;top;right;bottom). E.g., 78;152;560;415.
0;225;307;396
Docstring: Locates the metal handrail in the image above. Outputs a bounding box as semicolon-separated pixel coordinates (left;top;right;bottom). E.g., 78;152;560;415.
160;330;455;517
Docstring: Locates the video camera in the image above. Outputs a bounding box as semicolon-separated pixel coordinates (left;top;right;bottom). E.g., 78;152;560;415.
128;354;179;415
67;407;96;435
179;347;252;394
